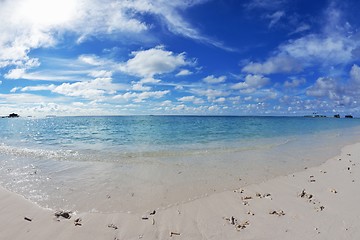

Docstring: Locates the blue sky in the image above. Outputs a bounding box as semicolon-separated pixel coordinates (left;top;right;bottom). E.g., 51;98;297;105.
1;0;360;116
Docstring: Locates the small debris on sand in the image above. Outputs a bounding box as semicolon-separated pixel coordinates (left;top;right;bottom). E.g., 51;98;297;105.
170;231;180;237
141;217;149;220
269;210;285;216
107;223;118;230
255;193;272;199
149;210;156;215
247;211;255;216
241;196;252;200
225;217;250;231
330;189;338;194
236;220;250;231
24;217;32;222
316;206;325;212
299;189;313;199
55;210;72;219
74;218;82;226
224;216;237;225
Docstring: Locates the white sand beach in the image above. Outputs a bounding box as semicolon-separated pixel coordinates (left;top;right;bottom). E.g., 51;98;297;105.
1;142;360;240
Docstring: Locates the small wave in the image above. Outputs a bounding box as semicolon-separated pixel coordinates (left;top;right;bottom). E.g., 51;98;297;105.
0;143;79;160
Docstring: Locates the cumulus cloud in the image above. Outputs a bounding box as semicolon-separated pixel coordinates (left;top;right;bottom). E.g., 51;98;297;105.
0;0;227;74
213;97;226;103
350;64;360;83
113;90;170;103
242;34;358;75
176;69;193;76
178;96;204;104
190;88;229;101
242;54;302;75
15;77;126;99
203;75;227;84
131;82;152;91
306;77;353;106
242;6;360;76
52;78;126;99
119;46;190;78
232;74;270;91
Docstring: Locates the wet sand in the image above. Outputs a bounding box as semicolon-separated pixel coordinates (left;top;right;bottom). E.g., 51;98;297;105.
1;142;360;239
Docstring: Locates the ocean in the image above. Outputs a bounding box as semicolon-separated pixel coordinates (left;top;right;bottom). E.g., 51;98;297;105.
1;116;360;213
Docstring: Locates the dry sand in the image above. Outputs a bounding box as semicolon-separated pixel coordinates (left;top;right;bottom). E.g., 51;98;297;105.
1;142;360;240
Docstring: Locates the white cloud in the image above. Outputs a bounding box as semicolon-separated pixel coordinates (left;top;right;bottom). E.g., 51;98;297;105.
176;69;193;76
208;105;219;111
178;96;204;104
281;35;355;65
50;78;126;99
139;77;161;84
89;70;113;78
113;90;170;103
79;55;109;66
5;68;26;79
232;74;270;90
213;97;226;103
147;1;235;51
132;82;152;91
20;84;56;92
245;0;285;10
306;77;339;98
203;75;227;84
161;100;172;106
350;64;360;83
305;77;354;106
242;54;301;75
0;0;218;74
119;46;190;78
244;96;253;101
267;11;285;28
289;24;310;35
190;88;229;100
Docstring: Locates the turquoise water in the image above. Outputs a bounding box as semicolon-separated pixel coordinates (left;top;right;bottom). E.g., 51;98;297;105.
1;116;360;213
1;116;360;153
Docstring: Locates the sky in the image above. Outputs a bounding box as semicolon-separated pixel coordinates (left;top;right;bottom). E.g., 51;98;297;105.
1;0;360;116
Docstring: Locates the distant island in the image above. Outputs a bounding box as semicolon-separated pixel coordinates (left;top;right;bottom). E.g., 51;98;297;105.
304;113;354;118
1;113;20;118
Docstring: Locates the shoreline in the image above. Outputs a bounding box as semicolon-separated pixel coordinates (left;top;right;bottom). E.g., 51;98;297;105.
1;141;360;239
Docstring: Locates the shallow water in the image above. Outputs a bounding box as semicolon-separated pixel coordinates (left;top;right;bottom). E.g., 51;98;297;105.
0;116;360;213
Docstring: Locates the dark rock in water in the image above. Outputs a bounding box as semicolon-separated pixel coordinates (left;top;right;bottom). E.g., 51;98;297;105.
345;115;353;118
8;113;20;118
334;114;340;118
